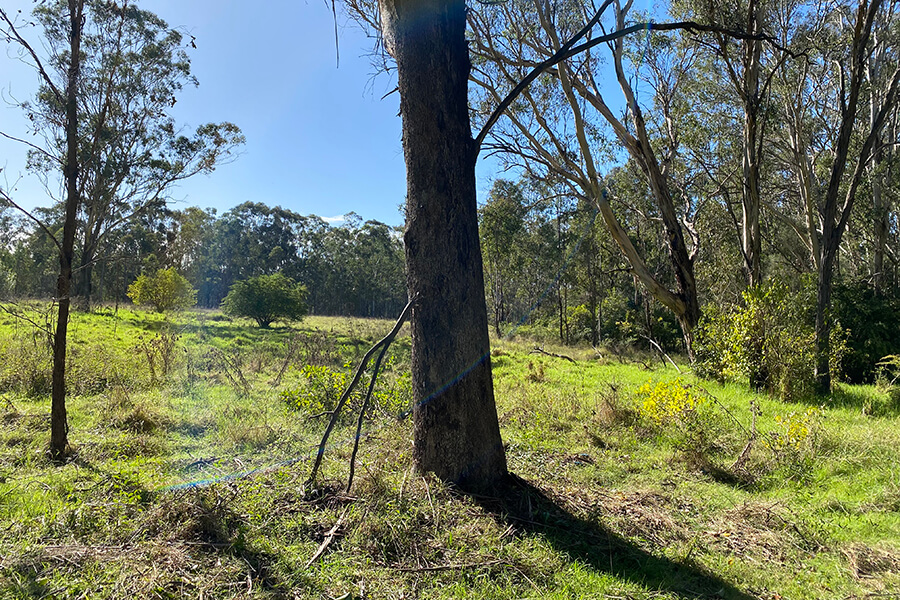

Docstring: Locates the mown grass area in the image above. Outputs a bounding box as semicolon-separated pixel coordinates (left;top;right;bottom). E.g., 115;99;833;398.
0;305;898;599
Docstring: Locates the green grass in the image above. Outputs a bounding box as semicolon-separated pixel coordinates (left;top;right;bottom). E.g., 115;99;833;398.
0;305;898;598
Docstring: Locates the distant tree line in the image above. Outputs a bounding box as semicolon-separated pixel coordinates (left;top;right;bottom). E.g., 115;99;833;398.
0;201;407;319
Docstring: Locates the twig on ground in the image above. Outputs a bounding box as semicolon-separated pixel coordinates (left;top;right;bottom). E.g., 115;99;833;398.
393;559;506;572
304;508;347;568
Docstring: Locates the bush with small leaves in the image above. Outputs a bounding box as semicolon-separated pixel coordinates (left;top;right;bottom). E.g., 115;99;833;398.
221;273;307;328
634;378;727;461
695;278;846;402
763;407;823;480
127;268;196;313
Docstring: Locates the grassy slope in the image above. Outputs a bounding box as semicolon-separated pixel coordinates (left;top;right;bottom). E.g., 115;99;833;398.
0;306;898;599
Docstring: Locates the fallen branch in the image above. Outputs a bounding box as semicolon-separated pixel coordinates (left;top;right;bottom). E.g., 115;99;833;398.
304;508;347;568
641;335;682;374
346;300;411;492
530;346;576;363
306;296;416;488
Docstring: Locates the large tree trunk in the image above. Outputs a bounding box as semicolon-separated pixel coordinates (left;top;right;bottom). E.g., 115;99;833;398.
383;0;508;491
50;0;84;461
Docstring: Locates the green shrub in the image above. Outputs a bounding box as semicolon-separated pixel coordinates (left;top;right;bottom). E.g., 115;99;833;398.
762;406;823;480
281;358;411;419
127;268;196;313
876;355;900;412
566;304;595;344
833;282;900;383
282;364;350;415
221;273;306;328
696;279;846;402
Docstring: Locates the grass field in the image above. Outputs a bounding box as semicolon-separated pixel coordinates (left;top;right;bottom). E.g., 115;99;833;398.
0;304;898;599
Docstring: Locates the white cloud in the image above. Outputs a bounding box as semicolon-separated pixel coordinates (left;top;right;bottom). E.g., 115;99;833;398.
321;215;345;224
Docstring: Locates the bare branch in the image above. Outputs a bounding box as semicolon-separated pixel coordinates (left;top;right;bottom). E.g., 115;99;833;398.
0;8;64;105
0;131;60;165
475;17;802;153
307;295;416;489
0;188;62;254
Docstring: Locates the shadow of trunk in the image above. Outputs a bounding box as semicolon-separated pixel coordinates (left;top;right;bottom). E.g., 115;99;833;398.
470;474;754;599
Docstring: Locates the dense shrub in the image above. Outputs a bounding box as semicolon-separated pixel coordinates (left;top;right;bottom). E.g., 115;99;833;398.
832;281;900;383
128;268;196;313
696;279;845;401
633;378;729;462
221;273;307;328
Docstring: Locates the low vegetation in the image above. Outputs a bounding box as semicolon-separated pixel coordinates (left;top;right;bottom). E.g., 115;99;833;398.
0;306;898;598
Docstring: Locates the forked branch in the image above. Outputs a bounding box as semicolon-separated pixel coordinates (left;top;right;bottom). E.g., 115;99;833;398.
306;295;416;489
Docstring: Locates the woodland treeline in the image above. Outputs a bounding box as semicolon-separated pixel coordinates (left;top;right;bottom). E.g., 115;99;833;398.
0;202;407;318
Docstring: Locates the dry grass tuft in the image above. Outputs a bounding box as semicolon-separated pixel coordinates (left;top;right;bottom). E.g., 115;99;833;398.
843;544;900;579
707;501;826;564
598;490;691;547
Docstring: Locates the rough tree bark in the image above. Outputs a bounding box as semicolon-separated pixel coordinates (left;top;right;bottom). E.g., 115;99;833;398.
380;0;508;491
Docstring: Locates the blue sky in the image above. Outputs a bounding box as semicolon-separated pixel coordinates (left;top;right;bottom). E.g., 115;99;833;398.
0;0;503;227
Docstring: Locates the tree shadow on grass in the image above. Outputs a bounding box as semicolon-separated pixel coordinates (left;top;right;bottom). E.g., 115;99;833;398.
472;474;754;600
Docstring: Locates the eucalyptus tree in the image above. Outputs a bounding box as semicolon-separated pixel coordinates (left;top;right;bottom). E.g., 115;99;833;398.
1;0;84;460
165;206;217;287
344;0;509;490
196;202;308;307
480;180;527;336
864;2;900;293
770;0;900;392
671;0;792;289
21;0;243;309
469;0;703;357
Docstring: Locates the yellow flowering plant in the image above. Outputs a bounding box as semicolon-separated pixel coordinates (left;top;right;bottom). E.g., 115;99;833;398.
634;378;723;459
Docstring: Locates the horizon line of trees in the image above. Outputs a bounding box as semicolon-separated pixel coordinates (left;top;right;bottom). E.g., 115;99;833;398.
0;201;407;319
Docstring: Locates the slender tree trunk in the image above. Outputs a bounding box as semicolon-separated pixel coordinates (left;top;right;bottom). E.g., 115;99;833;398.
75;254;93;310
50;0;84;461
740;0;764;289
815;247;837;393
383;0;507;491
872;166;887;294
814;0;892;394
